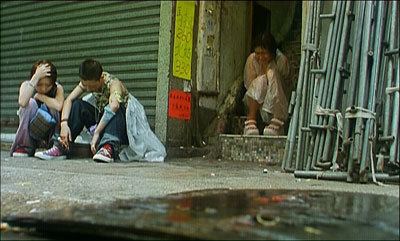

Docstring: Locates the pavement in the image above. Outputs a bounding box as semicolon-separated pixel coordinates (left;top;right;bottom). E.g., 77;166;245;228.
1;147;399;220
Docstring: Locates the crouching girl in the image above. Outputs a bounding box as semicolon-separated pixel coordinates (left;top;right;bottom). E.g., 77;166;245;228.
10;60;64;157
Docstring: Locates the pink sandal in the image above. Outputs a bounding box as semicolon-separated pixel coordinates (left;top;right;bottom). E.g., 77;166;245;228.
244;120;259;135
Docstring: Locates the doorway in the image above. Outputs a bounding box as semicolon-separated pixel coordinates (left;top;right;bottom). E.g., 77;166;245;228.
252;1;271;49
229;1;301;135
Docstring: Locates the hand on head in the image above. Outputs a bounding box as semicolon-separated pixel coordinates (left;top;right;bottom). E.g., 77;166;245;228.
31;64;51;86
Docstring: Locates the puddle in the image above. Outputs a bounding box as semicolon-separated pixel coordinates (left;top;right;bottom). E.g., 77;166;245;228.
3;189;399;240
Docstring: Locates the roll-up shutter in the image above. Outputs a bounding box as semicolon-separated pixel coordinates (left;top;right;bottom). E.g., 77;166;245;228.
1;1;160;128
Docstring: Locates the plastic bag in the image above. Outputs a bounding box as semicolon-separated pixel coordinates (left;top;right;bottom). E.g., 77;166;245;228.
119;94;166;162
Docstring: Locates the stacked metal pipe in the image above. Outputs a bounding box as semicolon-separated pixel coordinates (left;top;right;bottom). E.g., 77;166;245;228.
282;1;399;183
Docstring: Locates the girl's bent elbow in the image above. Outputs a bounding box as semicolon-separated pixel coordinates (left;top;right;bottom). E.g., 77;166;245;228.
18;100;28;108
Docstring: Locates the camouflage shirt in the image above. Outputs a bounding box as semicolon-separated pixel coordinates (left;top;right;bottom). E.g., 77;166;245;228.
91;72;129;113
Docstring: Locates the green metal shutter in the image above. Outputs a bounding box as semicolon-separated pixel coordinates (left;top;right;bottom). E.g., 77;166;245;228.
1;1;160;128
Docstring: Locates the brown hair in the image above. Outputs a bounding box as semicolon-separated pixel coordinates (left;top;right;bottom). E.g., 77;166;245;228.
30;60;57;85
253;32;277;59
79;59;103;81
261;32;277;59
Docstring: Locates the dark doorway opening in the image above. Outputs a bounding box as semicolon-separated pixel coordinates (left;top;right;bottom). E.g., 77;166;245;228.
252;1;271;47
229;1;302;135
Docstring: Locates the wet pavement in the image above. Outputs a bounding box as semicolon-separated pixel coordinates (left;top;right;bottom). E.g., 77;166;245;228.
1;149;399;239
2;189;399;240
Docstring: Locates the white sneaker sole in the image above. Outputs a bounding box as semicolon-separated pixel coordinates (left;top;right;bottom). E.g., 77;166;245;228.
34;152;67;160
93;154;113;163
12;153;29;157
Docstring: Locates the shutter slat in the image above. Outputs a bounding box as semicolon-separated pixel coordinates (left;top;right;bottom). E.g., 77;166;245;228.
1;36;159;58
1;1;160;128
1;14;160;42
1;1;159;23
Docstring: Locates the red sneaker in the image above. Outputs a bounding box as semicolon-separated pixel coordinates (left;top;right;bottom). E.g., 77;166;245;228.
12;147;29;157
93;144;114;163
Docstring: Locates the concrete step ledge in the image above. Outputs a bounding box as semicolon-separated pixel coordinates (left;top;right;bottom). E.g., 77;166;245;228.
1;133;15;143
219;134;287;165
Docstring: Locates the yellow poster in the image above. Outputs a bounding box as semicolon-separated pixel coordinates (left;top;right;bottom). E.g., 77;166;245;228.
173;1;195;80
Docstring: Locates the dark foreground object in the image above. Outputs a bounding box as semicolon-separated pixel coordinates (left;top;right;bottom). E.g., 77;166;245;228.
2;189;399;240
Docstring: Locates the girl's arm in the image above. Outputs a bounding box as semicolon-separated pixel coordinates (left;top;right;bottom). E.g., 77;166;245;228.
18;64;51;107
34;84;65;111
18;81;36;107
244;54;257;89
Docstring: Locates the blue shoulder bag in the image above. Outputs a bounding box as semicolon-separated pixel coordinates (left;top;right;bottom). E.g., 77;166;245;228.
29;104;57;141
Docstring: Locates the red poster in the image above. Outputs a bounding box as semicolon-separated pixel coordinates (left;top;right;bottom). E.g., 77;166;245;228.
168;90;191;120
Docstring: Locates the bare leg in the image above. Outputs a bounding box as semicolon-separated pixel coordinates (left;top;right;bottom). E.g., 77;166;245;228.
246;97;261;121
243;97;261;135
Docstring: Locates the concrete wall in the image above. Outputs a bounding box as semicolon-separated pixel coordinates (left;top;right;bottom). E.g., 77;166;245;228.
218;1;250;105
198;1;250;110
197;1;250;138
166;2;199;147
155;1;173;144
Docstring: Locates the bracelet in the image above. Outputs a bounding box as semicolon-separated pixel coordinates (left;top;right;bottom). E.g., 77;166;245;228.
61;119;68;123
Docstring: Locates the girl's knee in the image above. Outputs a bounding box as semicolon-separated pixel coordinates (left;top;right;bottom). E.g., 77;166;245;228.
19;98;38;114
27;98;38;109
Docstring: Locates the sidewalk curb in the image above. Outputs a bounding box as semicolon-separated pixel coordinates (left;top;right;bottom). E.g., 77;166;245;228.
1;133;216;159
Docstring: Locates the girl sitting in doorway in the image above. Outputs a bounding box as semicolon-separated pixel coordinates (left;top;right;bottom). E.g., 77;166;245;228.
243;32;289;136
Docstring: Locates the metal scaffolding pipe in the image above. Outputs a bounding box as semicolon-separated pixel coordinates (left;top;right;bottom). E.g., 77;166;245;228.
282;0;398;183
294;170;399;183
382;1;396;143
316;1;346;168
352;1;373;167
294;2;316;170
321;1;354;164
360;1;388;182
312;1;344;170
346;1;366;182
306;1;339;171
283;1;316;171
389;1;399;164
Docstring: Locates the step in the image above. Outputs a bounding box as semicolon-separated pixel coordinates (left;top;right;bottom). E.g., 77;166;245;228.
219;134;287;165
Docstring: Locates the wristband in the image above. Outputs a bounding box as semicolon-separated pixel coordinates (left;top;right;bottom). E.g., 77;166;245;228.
99;105;116;125
61;118;68;123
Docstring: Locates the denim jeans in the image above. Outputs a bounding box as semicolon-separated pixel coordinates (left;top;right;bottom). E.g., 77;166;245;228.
56;99;128;157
